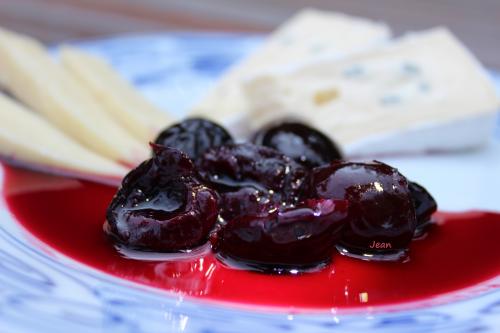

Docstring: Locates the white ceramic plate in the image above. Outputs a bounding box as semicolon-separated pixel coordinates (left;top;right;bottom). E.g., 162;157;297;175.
0;33;499;333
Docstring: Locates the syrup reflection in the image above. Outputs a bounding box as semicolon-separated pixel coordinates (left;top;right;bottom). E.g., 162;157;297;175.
107;243;219;297
3;166;83;196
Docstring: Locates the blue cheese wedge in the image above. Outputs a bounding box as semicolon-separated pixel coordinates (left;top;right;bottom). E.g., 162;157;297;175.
243;28;499;156
190;8;391;129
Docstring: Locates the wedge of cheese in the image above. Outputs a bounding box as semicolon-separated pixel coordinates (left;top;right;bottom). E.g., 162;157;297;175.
0;93;127;185
0;28;148;166
59;47;173;143
190;8;391;130
243;28;500;156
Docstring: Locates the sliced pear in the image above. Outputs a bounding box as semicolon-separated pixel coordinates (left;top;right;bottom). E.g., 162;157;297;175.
0;28;148;166
59;47;173;143
0;93;128;185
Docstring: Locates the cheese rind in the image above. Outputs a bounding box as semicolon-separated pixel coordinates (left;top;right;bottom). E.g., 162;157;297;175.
0;93;128;182
59;47;173;143
0;28;148;165
190;8;391;126
345;113;498;157
243;28;500;155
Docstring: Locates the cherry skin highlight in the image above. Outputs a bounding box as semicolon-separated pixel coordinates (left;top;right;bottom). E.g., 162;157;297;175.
154;118;233;161
105;145;218;252
309;161;417;260
252;121;342;168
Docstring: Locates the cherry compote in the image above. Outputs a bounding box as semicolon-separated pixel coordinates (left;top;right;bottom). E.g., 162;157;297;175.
5;167;500;309
107;118;438;270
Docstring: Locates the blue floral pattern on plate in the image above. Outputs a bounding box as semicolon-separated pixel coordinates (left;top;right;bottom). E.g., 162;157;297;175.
1;33;499;333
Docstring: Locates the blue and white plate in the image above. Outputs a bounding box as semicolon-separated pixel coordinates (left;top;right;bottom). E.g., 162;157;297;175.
0;33;499;333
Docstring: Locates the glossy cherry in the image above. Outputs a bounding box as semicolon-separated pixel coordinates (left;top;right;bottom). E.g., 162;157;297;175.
105;145;218;252
212;198;349;273
154;118;233;161
309;161;417;260
197;143;309;220
252;121;342;168
409;181;438;237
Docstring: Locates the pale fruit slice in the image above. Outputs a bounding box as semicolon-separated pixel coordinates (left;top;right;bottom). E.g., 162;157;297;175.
190;8;391;131
0;93;127;186
59;47;173;143
243;28;500;155
0;28;148;166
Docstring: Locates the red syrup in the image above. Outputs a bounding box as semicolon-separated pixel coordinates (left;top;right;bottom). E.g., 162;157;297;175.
2;165;500;310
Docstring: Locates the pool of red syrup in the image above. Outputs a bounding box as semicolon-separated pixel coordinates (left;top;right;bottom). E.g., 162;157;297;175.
2;166;500;310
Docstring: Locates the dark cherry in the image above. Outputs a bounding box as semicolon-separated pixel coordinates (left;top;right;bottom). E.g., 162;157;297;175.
154;118;233;161
105;145;218;252
252;121;342;168
197;143;309;220
212;198;349;273
409;181;438;237
309;161;416;260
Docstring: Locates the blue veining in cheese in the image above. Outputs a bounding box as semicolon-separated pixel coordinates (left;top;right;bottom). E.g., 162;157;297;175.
191;8;392;125
380;94;401;106
342;65;365;78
